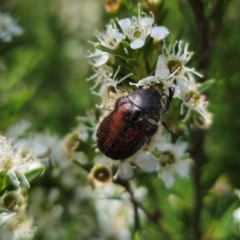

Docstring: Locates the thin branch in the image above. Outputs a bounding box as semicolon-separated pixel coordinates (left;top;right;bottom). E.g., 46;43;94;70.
190;128;207;240
113;177;173;239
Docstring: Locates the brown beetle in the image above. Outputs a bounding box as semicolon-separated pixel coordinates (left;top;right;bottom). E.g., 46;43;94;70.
96;87;174;160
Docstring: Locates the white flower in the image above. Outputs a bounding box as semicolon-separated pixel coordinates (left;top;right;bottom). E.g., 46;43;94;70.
131;150;158;173
129;41;203;89
94;153;134;180
87;49;110;67
0;12;23;42
5;120;31;142
0;136;32;188
114;161;134;180
94;149;158;180
152;132;191;188
17;134;53;159
155;41;202;83
87;23;125;68
95;23;125;49
0;213;35;240
87;65;113;90
118;4;169;49
180;82;212;128
0;190;35;240
151;26;169;39
93;183;146;240
87;64;132;102
233;207;240;223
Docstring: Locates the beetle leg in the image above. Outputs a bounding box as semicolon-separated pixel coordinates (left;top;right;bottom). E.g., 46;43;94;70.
161;121;175;135
161;87;175;114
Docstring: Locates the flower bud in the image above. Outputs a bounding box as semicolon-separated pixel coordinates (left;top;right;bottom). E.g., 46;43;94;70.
104;0;121;13
64;132;80;151
89;164;112;187
193;110;212;129
1;190;26;213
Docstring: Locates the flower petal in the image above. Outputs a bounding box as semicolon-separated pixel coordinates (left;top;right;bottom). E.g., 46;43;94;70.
176;161;189;177
111;32;126;40
94;155;112;166
140;17;154;27
130;76;155;88
93;54;109;67
130;39;145;49
151;26;169;39
133;152;158;172
155;55;170;79
115;161;133;179
233;207;240;223
162;171;175;188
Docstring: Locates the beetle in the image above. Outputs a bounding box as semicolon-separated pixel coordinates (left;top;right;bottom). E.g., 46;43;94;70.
96;86;174;160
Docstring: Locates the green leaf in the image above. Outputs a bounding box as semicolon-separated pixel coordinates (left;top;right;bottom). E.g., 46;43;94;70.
127;59;139;67
142;35;153;60
0;171;20;192
95;44;128;59
113;19;124;34
197;79;215;93
122;40;130;48
25;166;45;183
0;171;8;192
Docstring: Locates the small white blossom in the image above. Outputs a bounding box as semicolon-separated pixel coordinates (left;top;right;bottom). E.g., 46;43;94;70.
180;82;212;128
0;213;35;240
151;26;169;39
156;42;202;83
0;190;35;240
132;150;158;173
87;23;125;68
17;134;52;159
0;136;32;188
5;120;31;142
233;207;240;223
94;149;158;180
87;65;132;102
114;161;134;180
0;12;23;42
152;132;191;188
94;153;134;180
95;23;125;49
87;65;113;91
93;183;146;240
87;49;110;67
118;4;169;49
129;42;203;90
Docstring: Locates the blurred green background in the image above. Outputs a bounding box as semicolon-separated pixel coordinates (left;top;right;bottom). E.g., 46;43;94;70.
1;0;240;239
0;0;103;134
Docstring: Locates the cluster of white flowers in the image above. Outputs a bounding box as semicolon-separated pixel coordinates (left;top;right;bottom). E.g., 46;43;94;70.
0;135;44;240
1;119;88;240
85;5;213;187
0;190;35;240
87;4;169;97
0;12;23;42
3;120;94;239
93;182;147;240
0;135;36;189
